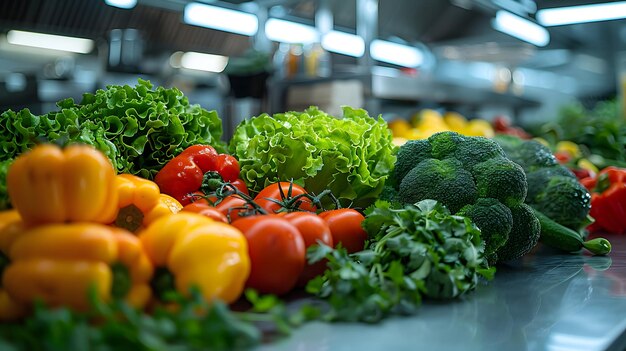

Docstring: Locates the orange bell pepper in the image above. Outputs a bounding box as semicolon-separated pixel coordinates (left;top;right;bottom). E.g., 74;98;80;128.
7;144;118;225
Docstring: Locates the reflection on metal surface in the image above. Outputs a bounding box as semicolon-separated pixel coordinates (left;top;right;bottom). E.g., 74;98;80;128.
257;235;626;351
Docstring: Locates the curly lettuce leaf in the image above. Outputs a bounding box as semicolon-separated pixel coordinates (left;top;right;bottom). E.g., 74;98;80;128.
230;106;396;207
0;159;12;210
0;79;224;180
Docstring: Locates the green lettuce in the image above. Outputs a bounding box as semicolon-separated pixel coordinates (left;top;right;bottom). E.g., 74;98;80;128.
0;79;224;181
229;106;397;208
0;159;11;210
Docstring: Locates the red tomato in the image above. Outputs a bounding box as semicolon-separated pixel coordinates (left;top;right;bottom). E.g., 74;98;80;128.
214;154;240;182
283;212;333;286
254;182;316;214
232;215;306;295
229;178;249;196
319;209;368;253
215;194;253;223
181;202;228;223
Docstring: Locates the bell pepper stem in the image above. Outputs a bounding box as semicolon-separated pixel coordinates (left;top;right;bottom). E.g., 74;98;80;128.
115;205;144;233
151;267;176;301
0;252;9;285
110;262;132;299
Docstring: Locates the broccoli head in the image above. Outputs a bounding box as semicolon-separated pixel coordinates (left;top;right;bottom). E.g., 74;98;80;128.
392;131;537;262
495;204;541;262
530;176;591;230
457;198;513;263
399;158;477;213
494;136;592;231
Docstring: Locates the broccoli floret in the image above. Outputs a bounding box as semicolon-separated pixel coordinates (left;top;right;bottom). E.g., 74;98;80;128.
454;136;506;169
390;139;432;187
399;158;477;213
378;185;400;203
428;131;465;159
511;141;558;172
495;204;541;262
525;166;576;200
530;176;591;230
457;198;513;263
473;157;527;207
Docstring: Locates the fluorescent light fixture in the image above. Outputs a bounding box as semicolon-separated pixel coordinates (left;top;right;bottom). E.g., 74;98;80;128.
537;1;626;26
6;30;94;54
370;40;423;67
492;10;549;47
184;3;258;36
104;0;136;9
171;51;229;73
265;18;318;44
322;31;364;57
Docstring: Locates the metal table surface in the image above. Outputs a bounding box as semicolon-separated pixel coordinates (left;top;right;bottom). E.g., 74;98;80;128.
257;234;626;351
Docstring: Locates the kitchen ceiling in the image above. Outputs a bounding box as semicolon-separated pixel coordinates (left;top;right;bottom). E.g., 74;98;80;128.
0;0;623;98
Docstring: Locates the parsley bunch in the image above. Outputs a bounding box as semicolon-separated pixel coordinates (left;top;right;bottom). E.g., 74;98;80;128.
0;289;307;351
307;200;495;323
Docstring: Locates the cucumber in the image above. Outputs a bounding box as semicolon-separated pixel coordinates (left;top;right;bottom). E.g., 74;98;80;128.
531;207;611;255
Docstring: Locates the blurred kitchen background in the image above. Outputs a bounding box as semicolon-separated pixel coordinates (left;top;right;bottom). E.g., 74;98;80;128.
0;0;625;139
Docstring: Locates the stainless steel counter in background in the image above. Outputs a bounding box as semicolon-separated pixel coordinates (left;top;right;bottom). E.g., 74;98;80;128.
258;234;626;351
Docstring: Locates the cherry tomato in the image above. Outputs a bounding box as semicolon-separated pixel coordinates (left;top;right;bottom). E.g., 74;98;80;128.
181;202;228;223
283;212;333;286
215;194;253;223
254;182;316;214
214;154;240;182
232;215;305;295
319;209;367;253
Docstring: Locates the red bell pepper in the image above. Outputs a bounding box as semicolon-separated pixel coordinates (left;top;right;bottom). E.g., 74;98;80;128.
154;145;248;205
581;167;626;234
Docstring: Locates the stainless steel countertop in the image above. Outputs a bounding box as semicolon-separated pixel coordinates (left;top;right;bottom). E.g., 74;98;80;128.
258;234;626;351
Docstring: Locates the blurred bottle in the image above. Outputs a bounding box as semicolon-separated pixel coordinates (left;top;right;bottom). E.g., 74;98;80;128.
272;42;290;79
286;43;304;78
305;43;331;78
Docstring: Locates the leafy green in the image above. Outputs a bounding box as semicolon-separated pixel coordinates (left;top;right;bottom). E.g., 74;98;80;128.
229;106;397;208
306;200;493;323
534;100;626;166
0;158;12;210
0;288;307;351
0;79;225;180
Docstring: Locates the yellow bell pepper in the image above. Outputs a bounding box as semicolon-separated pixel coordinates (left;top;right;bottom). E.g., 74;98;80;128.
7;144;118;225
139;213;250;304
387;119;412;138
463;119;495;138
114;174;183;233
3;224;153;311
556;140;582;159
